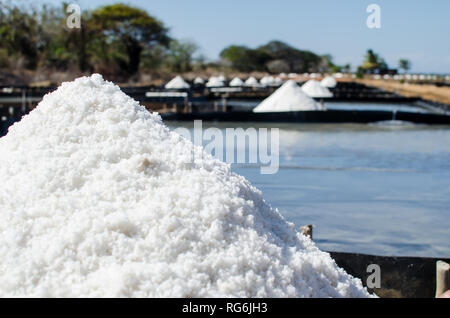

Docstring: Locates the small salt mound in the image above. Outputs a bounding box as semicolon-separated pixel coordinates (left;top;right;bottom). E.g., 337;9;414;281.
254;80;325;113
0;74;370;298
260;76;275;86
302;80;333;98
206;77;224;87
229;77;244;87
165;75;190;90
245;76;259;87
320;76;337;88
194;77;205;85
272;77;283;86
260;76;282;87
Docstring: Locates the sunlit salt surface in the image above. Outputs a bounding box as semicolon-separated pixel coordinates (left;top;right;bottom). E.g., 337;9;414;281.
0;75;371;297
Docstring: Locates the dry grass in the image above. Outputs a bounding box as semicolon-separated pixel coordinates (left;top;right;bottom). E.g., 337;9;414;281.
359;79;450;105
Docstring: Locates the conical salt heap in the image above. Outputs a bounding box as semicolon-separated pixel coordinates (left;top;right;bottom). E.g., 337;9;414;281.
0;75;371;297
254;80;324;112
229;77;244;87
320;76;337;88
165;75;190;89
302;80;333;98
245;76;259;87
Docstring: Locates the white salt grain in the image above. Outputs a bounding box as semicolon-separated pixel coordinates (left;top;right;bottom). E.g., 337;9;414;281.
0;74;371;298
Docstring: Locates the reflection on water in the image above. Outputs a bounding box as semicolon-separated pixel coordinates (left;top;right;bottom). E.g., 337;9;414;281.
168;120;450;257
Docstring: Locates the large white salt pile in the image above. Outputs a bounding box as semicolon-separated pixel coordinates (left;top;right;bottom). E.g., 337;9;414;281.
0;74;370;298
254;80;325;112
165;75;190;90
320;76;337;88
229;77;244;87
302;80;333;98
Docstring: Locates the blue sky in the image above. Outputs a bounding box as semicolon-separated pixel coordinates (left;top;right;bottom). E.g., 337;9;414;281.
37;0;450;73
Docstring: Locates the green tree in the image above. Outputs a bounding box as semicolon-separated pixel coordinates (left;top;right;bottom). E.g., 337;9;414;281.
343;63;351;73
320;54;341;73
140;44;166;70
398;59;411;73
90;4;170;74
220;45;267;72
0;4;40;69
257;41;322;73
220;40;325;73
64;5;96;72
37;4;75;70
360;49;388;74
361;49;380;71
164;39;199;73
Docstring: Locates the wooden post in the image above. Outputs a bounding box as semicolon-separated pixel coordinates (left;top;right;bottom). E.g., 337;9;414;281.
222;95;227;112
436;261;450;298
22;89;25;109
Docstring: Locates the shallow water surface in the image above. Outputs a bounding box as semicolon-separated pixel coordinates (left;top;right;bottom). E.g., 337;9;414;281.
167;118;450;258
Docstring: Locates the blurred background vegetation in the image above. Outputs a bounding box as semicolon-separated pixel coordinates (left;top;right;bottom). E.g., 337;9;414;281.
0;2;403;85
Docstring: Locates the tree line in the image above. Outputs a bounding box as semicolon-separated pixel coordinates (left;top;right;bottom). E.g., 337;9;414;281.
0;3;204;80
219;41;349;74
0;2;411;82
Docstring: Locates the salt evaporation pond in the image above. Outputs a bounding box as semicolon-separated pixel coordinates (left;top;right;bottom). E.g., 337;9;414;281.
168;121;450;258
